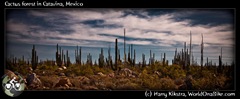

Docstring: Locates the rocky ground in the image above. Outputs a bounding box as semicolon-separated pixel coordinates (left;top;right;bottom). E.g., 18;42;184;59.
5;64;232;90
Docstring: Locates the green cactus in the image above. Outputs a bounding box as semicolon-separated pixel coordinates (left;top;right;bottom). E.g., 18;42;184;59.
163;52;166;66
87;53;92;66
201;33;204;70
218;55;222;73
32;45;38;70
56;44;62;67
142;53;146;68
133;49;136;67
99;48;105;68
115;38;118;70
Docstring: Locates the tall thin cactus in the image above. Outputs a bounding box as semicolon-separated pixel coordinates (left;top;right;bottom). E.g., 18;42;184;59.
133;49;136;66
189;31;192;66
131;44;133;64
56;44;62;67
99;48;104;68
80;47;82;65
206;57;208;66
142;53;146;68
153;53;155;64
32;45;38;70
184;42;186;69
124;28;126;63
201;33;204;70
115;38;118;70
66;50;70;67
107;45;113;68
218;55;222;73
118;49;121;62
128;45;131;64
163;52;166;66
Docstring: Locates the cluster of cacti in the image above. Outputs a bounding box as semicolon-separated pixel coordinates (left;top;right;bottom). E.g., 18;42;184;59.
142;53;146;67
106;46;113;69
149;50;155;66
172;31;195;73
87;53;92;66
172;43;192;69
32;45;38;70
126;44;134;66
98;48;105;68
11;57;17;65
55;44;62;67
75;46;82;65
55;44;70;67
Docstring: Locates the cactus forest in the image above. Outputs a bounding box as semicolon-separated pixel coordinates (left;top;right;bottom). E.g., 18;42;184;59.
5;9;234;90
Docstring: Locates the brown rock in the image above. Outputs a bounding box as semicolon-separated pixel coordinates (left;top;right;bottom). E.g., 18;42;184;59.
108;72;115;78
97;72;106;77
26;73;42;89
55;77;72;88
59;73;65;76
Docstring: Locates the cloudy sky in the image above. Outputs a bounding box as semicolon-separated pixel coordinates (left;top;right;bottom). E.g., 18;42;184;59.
6;9;235;65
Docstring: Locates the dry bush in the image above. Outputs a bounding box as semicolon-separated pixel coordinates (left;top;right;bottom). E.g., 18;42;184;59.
39;75;59;89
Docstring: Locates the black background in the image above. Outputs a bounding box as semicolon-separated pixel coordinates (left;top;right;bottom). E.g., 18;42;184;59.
1;0;239;98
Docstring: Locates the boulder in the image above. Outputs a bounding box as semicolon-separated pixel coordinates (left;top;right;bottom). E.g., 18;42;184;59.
62;66;67;70
119;68;133;77
79;76;90;84
57;68;63;71
108;72;115;78
55;77;72;88
59;73;65;76
97;72;106;77
26;73;42;89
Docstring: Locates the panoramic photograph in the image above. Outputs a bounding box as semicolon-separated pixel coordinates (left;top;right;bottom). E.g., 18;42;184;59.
5;9;235;90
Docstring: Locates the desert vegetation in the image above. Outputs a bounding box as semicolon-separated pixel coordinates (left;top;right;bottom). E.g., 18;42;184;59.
5;29;234;90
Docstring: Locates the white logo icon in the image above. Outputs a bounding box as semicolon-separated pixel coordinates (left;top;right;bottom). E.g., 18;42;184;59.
5;77;21;91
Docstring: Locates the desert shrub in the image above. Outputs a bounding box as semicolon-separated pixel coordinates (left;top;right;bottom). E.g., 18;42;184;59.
78;66;94;76
158;77;177;90
38;65;58;71
39;75;59;88
165;65;185;79
115;82;140;90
